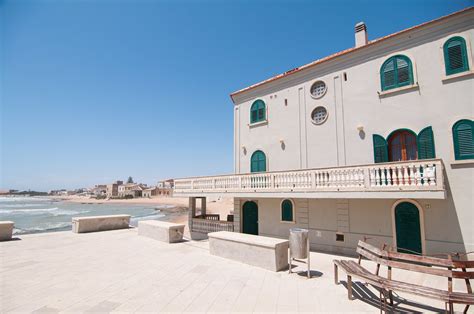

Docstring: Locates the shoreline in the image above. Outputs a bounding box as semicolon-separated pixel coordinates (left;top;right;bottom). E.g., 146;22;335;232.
6;195;234;236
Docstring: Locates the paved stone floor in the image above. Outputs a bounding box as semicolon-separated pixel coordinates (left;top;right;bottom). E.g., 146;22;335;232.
0;229;455;313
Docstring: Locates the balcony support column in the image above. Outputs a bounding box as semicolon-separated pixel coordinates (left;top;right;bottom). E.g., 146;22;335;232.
188;197;196;231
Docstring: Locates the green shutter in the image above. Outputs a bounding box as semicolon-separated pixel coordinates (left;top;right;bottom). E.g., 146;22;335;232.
417;126;435;159
444;37;469;75
453;120;474;160
380;55;414;91
281;200;293;222
251;150;266;172
373;134;388;163
250;100;266;123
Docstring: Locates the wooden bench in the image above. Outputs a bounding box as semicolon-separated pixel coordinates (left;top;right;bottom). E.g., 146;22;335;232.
334;240;473;313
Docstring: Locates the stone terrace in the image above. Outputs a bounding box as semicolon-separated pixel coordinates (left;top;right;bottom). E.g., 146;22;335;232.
0;229;452;313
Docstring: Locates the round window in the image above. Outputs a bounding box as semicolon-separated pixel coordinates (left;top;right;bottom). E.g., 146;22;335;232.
311;106;328;125
310;81;327;99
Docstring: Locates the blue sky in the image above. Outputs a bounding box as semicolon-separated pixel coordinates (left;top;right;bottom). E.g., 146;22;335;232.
0;0;471;191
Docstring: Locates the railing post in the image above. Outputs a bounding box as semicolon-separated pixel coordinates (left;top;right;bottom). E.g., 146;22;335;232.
435;161;443;188
364;167;371;189
271;174;275;189
213;179;216;190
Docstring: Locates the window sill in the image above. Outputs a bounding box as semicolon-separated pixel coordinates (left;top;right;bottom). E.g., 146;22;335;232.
450;159;474;166
442;70;474;83
280;220;296;224
249;120;268;128
378;84;419;98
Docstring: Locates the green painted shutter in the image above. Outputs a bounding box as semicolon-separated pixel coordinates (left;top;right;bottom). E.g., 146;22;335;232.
395;202;422;255
250;100;266;124
373;134;388;163
381;56;413;91
381;59;395;90
251;151;266;172
281;200;293;221
453;120;474;160
444;37;469;75
417;126;435;159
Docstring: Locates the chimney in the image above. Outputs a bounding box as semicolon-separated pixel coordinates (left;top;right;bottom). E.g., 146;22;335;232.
355;22;368;47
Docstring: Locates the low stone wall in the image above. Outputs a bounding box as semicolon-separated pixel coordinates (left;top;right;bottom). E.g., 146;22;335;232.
208;231;289;271
138;220;185;243
72;215;130;233
0;221;14;241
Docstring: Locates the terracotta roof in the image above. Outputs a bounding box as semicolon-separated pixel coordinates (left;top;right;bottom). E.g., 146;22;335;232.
229;6;474;102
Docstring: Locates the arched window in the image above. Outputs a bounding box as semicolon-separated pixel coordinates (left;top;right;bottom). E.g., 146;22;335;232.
250;150;266;173
380;55;414;91
373;127;435;163
388;130;418;162
281;199;294;222
444;36;470;75
452;119;474;160
250;100;266;124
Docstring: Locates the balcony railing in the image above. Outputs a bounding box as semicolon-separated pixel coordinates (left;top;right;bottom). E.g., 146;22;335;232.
191;218;234;233
174;159;445;197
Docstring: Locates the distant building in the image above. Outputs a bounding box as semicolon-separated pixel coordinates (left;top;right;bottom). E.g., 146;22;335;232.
106;180;123;198
118;183;146;198
91;185;107;196
142;187;159;198
157;179;174;196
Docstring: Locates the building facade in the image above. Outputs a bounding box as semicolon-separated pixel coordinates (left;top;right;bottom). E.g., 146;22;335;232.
106;180;123;198
174;8;474;256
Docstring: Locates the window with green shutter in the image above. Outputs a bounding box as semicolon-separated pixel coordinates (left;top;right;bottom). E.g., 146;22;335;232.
251;150;266;172
444;37;469;76
250;100;266;124
417;126;436;159
281;199;293;222
453;119;474;160
373;134;388;163
380;55;414;91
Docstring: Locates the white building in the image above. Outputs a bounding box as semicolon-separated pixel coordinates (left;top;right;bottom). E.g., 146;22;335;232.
174;8;474;256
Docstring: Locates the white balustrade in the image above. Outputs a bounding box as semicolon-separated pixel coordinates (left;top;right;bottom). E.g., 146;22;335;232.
174;159;444;194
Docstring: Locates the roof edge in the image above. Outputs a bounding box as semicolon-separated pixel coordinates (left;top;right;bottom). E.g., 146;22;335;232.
229;6;474;104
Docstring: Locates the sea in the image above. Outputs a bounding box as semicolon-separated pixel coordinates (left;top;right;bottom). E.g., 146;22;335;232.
0;196;175;235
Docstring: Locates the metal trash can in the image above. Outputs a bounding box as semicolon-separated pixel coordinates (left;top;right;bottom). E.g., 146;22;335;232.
288;228;311;278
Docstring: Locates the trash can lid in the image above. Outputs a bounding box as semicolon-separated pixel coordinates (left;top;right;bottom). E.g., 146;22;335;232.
290;228;308;233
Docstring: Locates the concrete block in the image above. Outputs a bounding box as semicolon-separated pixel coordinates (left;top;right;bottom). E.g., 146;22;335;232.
208;231;289;271
138;220;185;243
0;221;14;241
72;215;130;233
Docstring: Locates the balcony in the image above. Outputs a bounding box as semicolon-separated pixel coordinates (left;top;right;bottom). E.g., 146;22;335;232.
174;159;446;199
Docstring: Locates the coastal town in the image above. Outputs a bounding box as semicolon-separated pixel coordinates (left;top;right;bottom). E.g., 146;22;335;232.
0;178;174;199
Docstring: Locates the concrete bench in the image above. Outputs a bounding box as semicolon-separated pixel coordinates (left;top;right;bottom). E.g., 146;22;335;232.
138;220;185;243
208;231;289;271
72;215;130;233
0;221;14;241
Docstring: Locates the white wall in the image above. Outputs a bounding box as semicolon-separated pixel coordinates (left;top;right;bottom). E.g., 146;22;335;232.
243;197;469;256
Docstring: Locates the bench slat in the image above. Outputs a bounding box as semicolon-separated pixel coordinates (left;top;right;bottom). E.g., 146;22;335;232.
357;246;452;278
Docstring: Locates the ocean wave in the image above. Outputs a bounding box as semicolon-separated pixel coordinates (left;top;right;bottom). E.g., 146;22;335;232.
130;213;165;222
0;207;85;216
14;222;72;235
0;196;51;203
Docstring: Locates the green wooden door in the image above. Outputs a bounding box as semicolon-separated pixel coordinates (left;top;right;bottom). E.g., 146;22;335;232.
242;201;258;235
395;202;422;255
